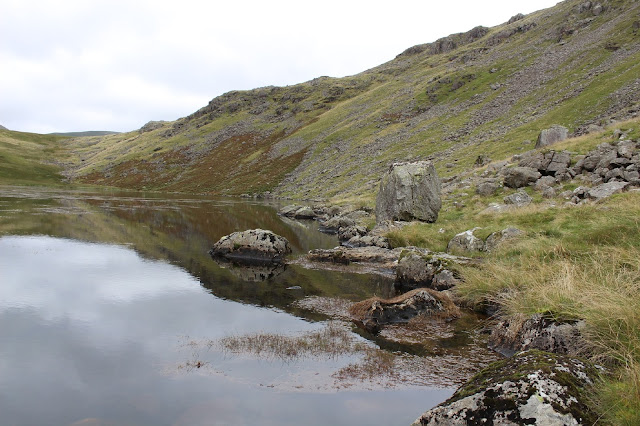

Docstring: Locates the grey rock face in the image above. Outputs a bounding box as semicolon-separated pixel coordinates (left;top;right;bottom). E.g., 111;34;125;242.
412;350;599;426
489;314;587;356
503;190;532;206
535;125;569;148
503;167;541;188
587;181;630;201
447;228;484;254
209;229;292;264
375;161;441;224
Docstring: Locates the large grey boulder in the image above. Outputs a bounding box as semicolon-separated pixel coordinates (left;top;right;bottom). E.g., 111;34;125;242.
395;253;459;291
587;181;630;201
209;229;291;264
412;350;599;425
535;125;569;148
503;167;541;188
375;161;441;224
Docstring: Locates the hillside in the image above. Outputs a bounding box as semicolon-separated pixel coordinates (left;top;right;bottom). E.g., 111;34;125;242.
54;0;640;201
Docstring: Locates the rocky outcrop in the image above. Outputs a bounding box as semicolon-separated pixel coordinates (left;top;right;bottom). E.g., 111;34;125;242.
535;125;569;148
139;120;166;133
350;288;457;334
489;314;587;357
503;167;541;188
375;161;441;224
209;229;291;264
412;350;599;425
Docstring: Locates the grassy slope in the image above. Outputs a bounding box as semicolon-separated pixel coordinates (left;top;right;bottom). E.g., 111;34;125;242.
58;0;640;202
0;129;69;186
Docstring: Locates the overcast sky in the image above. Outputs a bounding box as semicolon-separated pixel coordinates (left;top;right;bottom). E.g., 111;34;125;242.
0;0;559;134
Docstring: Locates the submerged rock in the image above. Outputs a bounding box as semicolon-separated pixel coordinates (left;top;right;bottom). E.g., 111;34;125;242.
412;350;599;426
349;288;456;334
209;229;291;264
375;161;441;224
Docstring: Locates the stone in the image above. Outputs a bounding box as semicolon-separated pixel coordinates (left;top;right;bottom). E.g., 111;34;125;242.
278;204;316;219
545;151;572;174
535;175;556;190
350;288;449;334
592;3;604;15
447;228;484;254
617;140;636;159
474;154;491;167
395;253;459;290
319;215;356;233
484;227;523;252
503;190;532;206
337;225;368;242
489;314;587;356
209;229;291;264
542;186;557;199
535;125;569;149
587;181;630;201
503;167;541;188
412;350;599;426
476;181;499;196
375;161;441;224
344;234;390;249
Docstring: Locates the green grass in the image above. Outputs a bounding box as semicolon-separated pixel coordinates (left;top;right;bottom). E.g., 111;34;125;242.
0;129;69;186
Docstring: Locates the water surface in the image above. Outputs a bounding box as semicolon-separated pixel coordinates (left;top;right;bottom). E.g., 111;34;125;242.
0;186;491;426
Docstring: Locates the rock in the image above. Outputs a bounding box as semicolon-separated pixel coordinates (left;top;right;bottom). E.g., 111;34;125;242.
350;288;453;334
535;175;556;190
542;186;557;199
447;228;484;254
503;190;532;206
503;167;541;188
213;258;287;282
474;154;491;167
139;120;165;133
484;227;523;252
507;13;525;24
307;246;400;267
344;234;390;249
279;204;316;219
617;140;636;159
337;225;368;242
395;252;459;291
535;125;569;149
546;151;571;174
412;350;599;426
375;161;441;224
489;314;587;357
592;3;604;15
319;215;356;233
476;181;499;196
587;181;630;201
209;229;292;264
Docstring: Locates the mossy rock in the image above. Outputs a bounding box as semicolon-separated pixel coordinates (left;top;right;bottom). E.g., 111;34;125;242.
412;350;600;425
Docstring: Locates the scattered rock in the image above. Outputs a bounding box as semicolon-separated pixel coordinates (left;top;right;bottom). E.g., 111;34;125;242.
586;181;630;201
484;227;523;252
503;190;532;206
489;314;587;357
412;350;599;426
503;167;541;188
535;125;569;148
447;228;484;254
319;215;356;233
307;246;400;268
209;229;292;264
375;161;441;224
476;181;499;196
279;204;317;219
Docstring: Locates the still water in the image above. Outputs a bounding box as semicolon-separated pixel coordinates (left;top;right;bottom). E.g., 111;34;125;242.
0;186;482;426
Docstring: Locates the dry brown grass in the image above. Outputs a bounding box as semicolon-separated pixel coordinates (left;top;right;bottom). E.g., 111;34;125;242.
349;288;461;321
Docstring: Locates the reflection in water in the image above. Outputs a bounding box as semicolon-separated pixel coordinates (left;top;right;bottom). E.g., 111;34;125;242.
211;257;287;282
0;186;494;426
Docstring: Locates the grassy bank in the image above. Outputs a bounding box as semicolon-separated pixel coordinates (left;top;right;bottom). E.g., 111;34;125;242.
385;187;640;423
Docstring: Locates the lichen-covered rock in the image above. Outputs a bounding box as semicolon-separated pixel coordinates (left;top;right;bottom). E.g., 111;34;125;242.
503;190;532;206
375;161;441;224
503;167;541;188
412;350;599;426
535;125;569;148
489;314;587;357
209;229;291;264
447;228;484;254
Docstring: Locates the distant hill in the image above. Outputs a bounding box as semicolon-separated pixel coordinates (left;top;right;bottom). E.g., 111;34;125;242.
50;131;120;137
23;0;640;200
0;125;8;130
